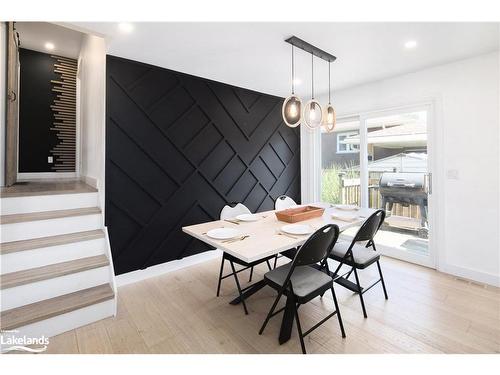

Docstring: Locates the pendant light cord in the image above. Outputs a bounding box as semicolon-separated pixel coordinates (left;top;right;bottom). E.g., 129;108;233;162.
311;53;314;100
328;61;331;104
291;45;295;95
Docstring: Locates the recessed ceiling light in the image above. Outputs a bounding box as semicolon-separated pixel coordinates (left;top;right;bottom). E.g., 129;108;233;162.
44;42;55;51
118;22;134;33
404;40;417;49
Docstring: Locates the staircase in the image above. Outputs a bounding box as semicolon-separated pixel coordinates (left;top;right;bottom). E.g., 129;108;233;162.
0;182;116;342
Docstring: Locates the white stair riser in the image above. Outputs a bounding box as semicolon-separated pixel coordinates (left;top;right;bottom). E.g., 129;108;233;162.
1;214;102;242
0;299;115;350
1;238;106;274
1;266;110;311
0;193;99;215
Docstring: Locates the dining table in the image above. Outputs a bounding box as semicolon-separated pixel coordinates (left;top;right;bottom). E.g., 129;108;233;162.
182;202;376;344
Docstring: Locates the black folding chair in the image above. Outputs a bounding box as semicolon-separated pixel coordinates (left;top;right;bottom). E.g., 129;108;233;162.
329;209;388;318
216;203;276;315
259;224;345;354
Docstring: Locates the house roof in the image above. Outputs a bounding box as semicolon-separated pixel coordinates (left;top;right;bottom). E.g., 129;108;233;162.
352;152;428;173
344;123;427;148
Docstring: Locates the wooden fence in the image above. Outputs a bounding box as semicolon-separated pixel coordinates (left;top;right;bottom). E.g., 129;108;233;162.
341;177;422;219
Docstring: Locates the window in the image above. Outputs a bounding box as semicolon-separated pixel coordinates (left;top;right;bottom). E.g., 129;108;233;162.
321;117;361;205
337;131;360;153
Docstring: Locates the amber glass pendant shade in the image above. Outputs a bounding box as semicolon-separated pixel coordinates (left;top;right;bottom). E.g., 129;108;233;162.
282;95;302;127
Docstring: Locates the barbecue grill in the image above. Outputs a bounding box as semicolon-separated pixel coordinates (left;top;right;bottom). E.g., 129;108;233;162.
379;172;428;237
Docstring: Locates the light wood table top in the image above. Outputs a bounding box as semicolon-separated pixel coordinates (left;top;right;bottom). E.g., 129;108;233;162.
182;203;375;263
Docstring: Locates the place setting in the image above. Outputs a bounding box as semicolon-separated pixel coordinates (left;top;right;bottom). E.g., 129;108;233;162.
275;223;314;239
204;227;250;243
223;213;264;225
331;204;367;222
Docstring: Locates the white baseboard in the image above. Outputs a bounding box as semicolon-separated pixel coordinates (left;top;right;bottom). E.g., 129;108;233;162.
103;227;118;317
115;249;222;287
80;175;98;189
116;248;499;288
438;262;500;288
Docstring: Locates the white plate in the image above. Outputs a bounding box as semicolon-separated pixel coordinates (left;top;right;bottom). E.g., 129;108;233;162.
235;213;259;222
281;224;313;235
206;228;242;240
331;213;358;222
333;204;359;211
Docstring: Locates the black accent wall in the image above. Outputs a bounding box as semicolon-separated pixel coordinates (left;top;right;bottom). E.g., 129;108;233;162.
18;48;77;172
18;48;58;172
106;55;301;275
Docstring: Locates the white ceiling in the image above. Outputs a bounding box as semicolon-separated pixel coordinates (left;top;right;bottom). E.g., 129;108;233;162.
71;22;499;97
15;22;83;59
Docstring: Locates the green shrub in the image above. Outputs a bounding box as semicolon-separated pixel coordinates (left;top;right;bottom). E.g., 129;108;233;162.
321;161;359;204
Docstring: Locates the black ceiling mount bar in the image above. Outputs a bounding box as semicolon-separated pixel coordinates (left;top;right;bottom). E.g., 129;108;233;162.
284;36;337;63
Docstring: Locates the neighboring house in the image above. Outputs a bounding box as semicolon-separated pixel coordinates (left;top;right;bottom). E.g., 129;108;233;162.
322;128;360;168
366;152;428;173
322;121;427;169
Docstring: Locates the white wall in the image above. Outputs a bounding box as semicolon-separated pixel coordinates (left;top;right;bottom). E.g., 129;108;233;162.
78;34;106;207
0;22;7;187
304;52;500;286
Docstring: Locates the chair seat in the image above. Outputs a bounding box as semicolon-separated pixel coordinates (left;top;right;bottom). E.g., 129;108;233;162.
329;240;380;269
265;263;333;300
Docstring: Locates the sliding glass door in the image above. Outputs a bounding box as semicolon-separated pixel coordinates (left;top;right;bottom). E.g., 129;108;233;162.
321;105;435;268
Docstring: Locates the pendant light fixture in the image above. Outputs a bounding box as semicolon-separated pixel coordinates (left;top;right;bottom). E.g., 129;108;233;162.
303;52;322;130
282;44;302;128
323;61;336;132
282;36;337;131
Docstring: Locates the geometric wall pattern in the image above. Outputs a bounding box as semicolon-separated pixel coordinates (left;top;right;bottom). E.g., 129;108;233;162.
106;55;300;275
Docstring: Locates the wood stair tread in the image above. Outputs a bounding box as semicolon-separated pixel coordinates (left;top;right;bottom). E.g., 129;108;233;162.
0;207;101;225
0;181;97;198
0;284;114;330
0;229;105;254
0;255;109;290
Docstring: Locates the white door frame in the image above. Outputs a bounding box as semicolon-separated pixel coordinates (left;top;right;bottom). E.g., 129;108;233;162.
316;99;442;269
360;102;436;268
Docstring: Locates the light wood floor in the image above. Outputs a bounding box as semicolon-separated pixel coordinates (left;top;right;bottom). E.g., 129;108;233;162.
43;256;500;354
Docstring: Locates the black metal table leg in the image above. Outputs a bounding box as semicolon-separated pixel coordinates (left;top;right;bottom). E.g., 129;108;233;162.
229;279;267;305
278;295;296;344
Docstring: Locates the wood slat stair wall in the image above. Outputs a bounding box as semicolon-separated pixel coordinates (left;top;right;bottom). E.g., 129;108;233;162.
49;55;77;172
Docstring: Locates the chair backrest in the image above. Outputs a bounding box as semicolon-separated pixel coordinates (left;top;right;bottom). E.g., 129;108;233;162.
220;202;251;220
353;209;386;242
275;195;297;211
291;224;340;267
